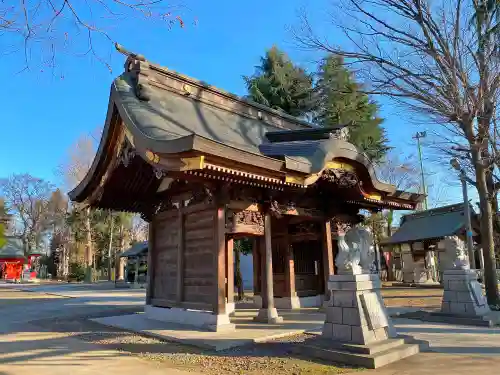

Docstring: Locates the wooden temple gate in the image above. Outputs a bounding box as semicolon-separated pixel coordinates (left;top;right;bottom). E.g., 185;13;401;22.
68;49;423;331
145;196;341;317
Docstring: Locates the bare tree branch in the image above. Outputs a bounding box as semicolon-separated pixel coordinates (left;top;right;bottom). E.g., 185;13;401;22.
0;0;186;72
293;0;500;306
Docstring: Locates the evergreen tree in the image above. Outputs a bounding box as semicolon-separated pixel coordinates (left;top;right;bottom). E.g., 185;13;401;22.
314;55;389;161
244;46;314;117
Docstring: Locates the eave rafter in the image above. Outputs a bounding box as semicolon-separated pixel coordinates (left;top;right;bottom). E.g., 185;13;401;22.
84;138;419;213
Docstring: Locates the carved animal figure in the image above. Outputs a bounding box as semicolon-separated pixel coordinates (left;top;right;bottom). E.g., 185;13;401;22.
441;236;469;270
345;226;375;272
335;232;362;274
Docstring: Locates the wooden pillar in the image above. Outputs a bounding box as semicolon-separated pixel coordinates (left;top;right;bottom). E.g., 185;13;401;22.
145;221;154;304
386;251;394;281
284;247;296;297
259;236;268;307
176;211;184;304
283;225;297;306
214;206;227;315
254;213;283;323
226;238;234;308
322;220;334;304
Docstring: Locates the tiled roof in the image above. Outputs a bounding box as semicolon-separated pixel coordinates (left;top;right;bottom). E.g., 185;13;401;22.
120;241;148;258
0;237;41;258
382;203;477;245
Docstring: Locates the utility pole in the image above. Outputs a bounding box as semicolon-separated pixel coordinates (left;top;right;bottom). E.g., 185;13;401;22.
450;158;476;269
413;131;428;210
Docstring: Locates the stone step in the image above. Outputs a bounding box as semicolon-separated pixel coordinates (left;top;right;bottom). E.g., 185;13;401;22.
328;338;406;355
398;334;431;351
399;311;495;327
296;341;421;369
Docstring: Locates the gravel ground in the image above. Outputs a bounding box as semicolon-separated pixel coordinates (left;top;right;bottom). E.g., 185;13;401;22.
32;315;355;375
21;286;445;375
380;287;443;310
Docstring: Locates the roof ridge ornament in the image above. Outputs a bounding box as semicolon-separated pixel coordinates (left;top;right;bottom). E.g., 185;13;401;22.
115;43;152;102
115;43;146;62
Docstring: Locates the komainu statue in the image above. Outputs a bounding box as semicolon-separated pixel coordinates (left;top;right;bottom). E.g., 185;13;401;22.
335;230;362;274
336;225;374;274
441;236;469;270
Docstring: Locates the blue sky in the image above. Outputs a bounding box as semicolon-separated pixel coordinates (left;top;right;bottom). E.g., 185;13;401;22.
0;0;471;209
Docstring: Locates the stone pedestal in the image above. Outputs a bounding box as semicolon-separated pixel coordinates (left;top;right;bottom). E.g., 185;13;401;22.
322;274;396;344
299;273;424;368
298;226;424;368
441;269;490;316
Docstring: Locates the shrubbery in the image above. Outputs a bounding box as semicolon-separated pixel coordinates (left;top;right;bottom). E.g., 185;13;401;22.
68;262;85;282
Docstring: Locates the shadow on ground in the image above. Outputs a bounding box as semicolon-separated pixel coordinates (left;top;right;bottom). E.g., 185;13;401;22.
2;285;500;374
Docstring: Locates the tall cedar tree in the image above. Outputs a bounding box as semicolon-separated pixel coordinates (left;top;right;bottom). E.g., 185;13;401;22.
245;49;388;161
315;55;389;162
244;46;314;117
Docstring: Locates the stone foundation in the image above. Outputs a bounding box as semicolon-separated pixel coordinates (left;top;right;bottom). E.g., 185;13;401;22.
144;305;235;332
253;295;323;309
441;269;490;316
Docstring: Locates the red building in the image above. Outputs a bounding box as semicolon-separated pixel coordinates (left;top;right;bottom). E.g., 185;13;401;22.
0;237;40;281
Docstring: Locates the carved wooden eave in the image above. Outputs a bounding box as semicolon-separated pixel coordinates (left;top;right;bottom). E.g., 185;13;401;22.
226;210;264;236
227;200;324;218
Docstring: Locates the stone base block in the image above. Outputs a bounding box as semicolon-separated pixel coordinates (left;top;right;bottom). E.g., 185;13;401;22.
253;307;284;324
226;302;235;315
295;335;427;369
253;295;323;309
441;269;490;317
144;305;235;332
322;273;399;347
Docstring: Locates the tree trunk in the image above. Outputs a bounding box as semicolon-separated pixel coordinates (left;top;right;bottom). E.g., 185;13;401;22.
22;237;29;266
107;214;114;281
85;208;93;267
474;159;500;306
473;8;499;307
84;207;93;283
386;210;393;238
234;248;244;301
116;223;125;282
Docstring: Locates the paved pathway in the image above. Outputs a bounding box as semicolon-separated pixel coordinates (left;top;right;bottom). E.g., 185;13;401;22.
0;285;198;375
3;283;500;375
353;318;500;375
